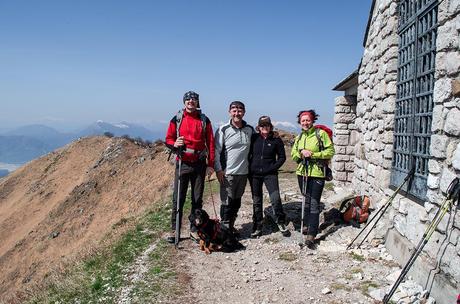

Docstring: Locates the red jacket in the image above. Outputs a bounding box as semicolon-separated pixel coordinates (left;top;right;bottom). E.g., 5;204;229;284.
165;109;215;165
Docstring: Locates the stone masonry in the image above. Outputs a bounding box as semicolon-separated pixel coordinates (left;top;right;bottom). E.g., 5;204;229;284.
332;0;460;302
332;95;358;185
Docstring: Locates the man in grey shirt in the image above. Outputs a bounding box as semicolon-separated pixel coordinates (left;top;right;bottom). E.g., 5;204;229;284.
215;101;254;237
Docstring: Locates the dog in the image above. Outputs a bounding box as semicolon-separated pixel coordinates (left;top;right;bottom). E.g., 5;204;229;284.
189;208;245;254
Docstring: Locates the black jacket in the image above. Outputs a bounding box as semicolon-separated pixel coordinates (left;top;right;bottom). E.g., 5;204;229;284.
249;132;286;176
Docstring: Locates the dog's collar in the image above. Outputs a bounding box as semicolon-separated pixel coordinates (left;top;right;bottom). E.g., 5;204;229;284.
197;218;221;241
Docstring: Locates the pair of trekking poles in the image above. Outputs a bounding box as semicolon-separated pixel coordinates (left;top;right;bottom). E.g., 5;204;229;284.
299;158;309;248
344;163;460;303
382;177;460;303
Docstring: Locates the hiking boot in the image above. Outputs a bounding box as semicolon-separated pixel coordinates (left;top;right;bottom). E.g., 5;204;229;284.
277;223;290;237
166;231;176;244
304;235;317;250
229;219;240;239
189;231;200;244
251;229;262;238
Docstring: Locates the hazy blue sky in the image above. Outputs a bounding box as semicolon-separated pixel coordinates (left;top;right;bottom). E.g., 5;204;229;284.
0;1;371;131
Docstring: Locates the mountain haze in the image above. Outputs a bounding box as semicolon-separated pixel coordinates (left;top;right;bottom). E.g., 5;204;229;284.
0;121;167;165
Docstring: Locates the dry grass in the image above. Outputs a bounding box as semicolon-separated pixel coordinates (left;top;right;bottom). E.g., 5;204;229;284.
278;251;298;262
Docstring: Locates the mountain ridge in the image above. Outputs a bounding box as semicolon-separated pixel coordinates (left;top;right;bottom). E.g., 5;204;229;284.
0;121;168;165
0;135;174;301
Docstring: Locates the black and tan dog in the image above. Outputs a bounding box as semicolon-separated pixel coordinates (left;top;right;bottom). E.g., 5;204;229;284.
189;208;245;254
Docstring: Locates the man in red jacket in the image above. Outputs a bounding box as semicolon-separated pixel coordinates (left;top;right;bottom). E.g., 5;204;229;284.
165;91;215;244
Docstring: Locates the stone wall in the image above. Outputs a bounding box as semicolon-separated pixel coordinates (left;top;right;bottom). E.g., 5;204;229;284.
353;0;398;204
341;0;460;302
332;95;357;185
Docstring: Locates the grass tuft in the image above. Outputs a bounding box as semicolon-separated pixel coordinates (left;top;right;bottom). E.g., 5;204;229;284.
349;251;365;262
279;251;297;262
359;280;379;296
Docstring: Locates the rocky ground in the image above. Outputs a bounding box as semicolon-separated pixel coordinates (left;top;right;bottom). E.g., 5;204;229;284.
168;174;436;304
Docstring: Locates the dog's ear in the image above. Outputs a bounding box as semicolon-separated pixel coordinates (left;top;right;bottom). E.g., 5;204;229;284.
202;209;210;221
188;212;195;222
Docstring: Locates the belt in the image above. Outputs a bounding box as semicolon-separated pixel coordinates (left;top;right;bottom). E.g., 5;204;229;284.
185;148;203;154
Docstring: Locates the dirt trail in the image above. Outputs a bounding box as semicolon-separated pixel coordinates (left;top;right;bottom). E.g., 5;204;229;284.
173;175;400;304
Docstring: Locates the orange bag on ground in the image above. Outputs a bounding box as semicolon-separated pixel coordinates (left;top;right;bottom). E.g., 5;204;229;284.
339;195;370;225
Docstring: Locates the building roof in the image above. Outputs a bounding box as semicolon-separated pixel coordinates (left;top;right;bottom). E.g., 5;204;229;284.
332;69;359;91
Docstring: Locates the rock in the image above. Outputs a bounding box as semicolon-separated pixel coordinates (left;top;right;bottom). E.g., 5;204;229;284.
368;287;387;301
321;287;332;294
50;231;60;238
386;269;401;283
399;279;423;298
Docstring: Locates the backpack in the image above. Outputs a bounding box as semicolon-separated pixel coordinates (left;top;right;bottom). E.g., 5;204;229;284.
175;109;207;139
315;124;333;141
339;195;370;226
314;125;333;181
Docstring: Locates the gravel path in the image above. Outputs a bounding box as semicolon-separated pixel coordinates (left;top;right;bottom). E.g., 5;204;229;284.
173;176;404;304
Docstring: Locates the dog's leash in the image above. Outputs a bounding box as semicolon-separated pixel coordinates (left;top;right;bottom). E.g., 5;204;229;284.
207;176;220;220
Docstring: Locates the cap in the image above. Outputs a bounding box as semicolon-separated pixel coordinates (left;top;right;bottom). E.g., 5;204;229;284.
257;115;272;127
183;91;199;102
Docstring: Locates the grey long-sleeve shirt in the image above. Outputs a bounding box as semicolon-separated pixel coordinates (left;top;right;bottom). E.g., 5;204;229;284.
214;120;254;175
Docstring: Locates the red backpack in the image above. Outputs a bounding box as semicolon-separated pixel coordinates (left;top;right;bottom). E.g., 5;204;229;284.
314;124;333;181
315;124;333;141
339;195;370;225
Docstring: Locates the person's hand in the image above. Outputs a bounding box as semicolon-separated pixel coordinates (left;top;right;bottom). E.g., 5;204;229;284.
206;167;214;178
174;136;185;148
216;170;225;184
301;149;312;158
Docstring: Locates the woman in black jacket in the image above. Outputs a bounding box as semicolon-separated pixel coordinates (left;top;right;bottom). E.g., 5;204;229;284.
249;116;289;238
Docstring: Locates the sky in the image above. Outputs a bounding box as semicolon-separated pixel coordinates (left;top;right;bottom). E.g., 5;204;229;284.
0;1;371;132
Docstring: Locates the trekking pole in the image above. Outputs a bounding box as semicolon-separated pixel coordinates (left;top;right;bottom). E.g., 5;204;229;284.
174;147;184;249
383;177;460;304
299;158;309;248
347;165;416;250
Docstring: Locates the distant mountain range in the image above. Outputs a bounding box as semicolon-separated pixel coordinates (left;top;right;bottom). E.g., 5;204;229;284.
0;121;167;164
273;121;300;134
0;120;299;166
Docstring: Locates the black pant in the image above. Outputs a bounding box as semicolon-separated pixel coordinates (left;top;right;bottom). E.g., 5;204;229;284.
250;174;286;228
171;159;206;232
219;174;247;229
297;175;325;237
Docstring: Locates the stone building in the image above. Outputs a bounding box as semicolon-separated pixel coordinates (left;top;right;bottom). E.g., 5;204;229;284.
332;0;460;302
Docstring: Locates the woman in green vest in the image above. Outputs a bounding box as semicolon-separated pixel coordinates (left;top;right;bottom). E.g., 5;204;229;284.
291;110;334;249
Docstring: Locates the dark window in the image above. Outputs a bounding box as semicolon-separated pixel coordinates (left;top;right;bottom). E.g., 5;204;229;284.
391;0;438;200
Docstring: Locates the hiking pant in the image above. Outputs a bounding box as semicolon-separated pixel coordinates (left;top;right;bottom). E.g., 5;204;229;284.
171;159;206;232
219;174;247;229
297;175;325;237
249;174;286;229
